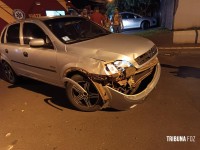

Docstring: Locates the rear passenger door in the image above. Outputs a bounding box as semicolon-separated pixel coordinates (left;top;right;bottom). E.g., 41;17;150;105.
0;23;27;75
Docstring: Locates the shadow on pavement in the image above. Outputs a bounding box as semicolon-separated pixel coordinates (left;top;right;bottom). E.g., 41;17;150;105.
161;64;200;79
44;97;72;111
0;62;77;111
0;63;75;111
7;78;75;111
7;79;120;112
1;63;128;112
101;107;121;112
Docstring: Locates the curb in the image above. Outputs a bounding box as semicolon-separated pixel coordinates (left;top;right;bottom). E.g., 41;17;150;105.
158;47;200;54
158;46;200;50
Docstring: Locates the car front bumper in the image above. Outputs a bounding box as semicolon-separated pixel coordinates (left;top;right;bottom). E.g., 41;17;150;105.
103;63;161;110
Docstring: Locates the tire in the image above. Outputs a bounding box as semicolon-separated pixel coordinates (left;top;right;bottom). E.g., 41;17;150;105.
2;61;18;84
141;21;150;30
66;74;102;112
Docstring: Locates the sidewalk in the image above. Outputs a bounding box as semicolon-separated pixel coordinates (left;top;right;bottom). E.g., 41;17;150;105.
123;28;200;52
148;31;200;54
146;30;200;48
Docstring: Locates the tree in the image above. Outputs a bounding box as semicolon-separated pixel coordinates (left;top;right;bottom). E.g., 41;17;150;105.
160;0;178;29
71;0;89;9
106;0;160;17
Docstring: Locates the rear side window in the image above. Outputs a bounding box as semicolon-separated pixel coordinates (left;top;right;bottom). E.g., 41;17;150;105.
127;13;135;19
121;14;128;19
6;24;20;44
122;13;137;19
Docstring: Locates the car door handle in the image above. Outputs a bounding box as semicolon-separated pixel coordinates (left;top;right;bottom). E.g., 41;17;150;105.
5;49;8;53
23;52;28;57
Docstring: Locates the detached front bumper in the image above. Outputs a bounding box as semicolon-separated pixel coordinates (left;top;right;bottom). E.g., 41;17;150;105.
103;63;161;110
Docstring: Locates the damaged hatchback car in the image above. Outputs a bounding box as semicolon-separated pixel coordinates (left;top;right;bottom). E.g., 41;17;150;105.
0;16;161;111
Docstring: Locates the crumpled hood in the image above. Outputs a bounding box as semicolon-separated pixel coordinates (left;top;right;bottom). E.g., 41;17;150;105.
66;33;155;62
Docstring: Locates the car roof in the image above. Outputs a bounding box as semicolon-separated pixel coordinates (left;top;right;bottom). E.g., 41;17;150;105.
120;12;142;17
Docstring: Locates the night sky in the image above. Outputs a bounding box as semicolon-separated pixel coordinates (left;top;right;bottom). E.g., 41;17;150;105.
71;0;90;9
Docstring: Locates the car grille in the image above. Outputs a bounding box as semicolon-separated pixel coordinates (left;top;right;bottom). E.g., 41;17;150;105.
135;45;157;65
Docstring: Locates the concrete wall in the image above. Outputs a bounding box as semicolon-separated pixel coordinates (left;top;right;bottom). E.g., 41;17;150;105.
0;0;67;32
173;30;196;44
173;0;200;44
174;0;200;30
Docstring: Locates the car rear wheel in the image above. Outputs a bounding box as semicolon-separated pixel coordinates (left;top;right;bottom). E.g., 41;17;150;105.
141;21;150;30
2;61;17;84
66;74;102;112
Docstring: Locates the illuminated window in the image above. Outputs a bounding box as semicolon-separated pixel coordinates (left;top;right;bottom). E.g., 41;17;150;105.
46;10;65;17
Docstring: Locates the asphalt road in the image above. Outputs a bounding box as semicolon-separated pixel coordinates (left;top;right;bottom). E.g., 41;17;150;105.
0;50;200;150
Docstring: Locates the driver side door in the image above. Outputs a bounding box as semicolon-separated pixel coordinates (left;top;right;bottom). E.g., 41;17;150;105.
21;22;60;85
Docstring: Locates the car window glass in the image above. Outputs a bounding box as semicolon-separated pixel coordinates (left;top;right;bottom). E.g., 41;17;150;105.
44;17;110;44
6;24;20;44
121;14;126;19
122;13;129;19
134;15;140;18
128;14;136;19
1;28;6;43
23;23;54;49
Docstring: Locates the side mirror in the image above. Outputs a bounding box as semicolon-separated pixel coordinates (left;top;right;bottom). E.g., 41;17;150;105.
29;39;45;47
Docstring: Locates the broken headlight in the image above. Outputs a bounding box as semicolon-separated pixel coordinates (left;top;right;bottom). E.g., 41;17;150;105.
105;60;133;75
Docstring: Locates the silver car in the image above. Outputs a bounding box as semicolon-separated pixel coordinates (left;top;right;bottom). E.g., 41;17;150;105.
120;12;157;29
0;16;160;111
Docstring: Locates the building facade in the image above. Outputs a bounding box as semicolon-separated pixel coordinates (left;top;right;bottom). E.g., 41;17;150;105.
0;0;67;31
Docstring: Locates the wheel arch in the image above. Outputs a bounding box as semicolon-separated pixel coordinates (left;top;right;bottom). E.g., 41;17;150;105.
1;59;18;84
62;67;110;103
1;58;19;76
140;20;150;29
61;67;90;87
64;67;89;79
1;54;11;65
141;20;150;24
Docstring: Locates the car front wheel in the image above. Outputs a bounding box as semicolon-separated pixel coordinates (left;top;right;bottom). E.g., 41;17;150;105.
66;74;102;112
2;61;18;84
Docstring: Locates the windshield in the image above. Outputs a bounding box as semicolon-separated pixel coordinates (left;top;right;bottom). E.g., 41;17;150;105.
43;17;111;44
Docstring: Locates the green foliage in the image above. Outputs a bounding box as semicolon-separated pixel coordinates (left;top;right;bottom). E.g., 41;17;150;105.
106;0;160;16
106;1;116;15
